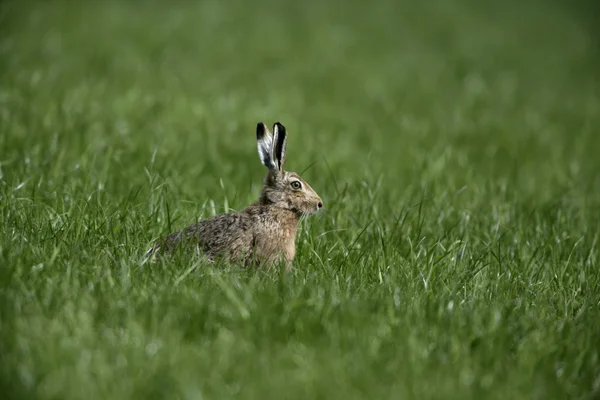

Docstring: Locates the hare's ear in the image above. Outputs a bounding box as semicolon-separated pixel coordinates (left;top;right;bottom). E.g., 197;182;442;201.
272;122;287;172
257;122;277;172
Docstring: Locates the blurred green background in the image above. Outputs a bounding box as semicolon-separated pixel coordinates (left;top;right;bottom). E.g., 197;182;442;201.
1;0;599;399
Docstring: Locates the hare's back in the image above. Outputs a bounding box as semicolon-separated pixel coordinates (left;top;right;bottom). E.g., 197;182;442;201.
183;212;254;258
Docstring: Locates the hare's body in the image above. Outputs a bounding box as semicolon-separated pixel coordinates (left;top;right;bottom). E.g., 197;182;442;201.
146;122;322;269
156;204;299;266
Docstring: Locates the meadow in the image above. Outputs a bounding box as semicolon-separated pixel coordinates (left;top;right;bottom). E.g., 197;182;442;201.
1;0;600;399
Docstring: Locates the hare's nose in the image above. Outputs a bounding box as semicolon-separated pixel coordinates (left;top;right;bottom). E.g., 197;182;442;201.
317;201;323;209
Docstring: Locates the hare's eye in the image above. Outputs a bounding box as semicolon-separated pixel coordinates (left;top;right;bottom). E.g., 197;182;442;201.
290;181;302;190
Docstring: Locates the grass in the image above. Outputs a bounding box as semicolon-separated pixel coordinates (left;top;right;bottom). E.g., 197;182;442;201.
1;0;600;399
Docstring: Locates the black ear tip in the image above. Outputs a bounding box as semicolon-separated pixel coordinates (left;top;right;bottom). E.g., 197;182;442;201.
256;122;266;139
274;122;286;132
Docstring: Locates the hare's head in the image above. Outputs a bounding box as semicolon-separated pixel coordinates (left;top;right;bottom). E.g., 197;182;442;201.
256;122;323;216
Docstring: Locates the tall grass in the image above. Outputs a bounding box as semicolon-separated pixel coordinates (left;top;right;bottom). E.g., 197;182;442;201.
1;0;599;399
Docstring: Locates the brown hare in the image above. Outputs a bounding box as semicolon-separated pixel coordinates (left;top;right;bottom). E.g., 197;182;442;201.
146;122;323;270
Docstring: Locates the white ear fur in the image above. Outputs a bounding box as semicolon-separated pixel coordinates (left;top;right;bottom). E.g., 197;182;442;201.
256;122;277;172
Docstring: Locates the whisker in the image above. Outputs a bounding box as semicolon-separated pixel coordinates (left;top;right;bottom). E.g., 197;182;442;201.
300;160;318;175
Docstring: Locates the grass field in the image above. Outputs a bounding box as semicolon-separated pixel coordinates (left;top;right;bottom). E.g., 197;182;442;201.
1;0;600;399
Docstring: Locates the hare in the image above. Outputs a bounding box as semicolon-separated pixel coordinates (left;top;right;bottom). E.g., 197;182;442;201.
146;121;323;270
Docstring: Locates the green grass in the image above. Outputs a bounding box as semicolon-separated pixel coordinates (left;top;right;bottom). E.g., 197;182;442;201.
1;0;600;399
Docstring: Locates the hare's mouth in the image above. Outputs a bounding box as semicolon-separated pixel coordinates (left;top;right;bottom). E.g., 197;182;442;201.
302;203;323;216
292;201;322;216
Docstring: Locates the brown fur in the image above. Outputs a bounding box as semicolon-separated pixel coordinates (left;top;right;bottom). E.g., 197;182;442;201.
146;122;322;270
